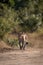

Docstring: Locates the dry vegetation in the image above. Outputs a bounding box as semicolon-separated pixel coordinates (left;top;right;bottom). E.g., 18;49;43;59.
28;32;43;48
0;32;43;53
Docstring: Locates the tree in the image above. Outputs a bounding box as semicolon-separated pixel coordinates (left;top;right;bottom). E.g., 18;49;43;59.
15;0;43;32
0;0;43;33
0;3;16;39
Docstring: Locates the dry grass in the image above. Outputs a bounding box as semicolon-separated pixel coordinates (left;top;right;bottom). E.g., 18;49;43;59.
28;32;43;48
0;32;43;53
0;41;11;49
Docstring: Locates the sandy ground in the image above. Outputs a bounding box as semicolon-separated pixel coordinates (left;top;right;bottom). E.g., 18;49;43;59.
0;48;43;65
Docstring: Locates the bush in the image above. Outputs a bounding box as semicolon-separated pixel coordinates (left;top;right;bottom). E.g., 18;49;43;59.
0;4;15;39
6;38;18;47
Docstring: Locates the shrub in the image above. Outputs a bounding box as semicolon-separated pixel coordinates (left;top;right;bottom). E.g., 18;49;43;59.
6;38;18;47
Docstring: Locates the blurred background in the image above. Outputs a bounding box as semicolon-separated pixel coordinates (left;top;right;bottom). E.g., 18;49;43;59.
0;0;43;50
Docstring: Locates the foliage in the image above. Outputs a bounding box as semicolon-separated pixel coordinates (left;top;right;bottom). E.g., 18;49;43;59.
0;3;16;39
3;36;18;47
13;0;43;32
7;38;18;47
9;0;15;7
0;0;43;38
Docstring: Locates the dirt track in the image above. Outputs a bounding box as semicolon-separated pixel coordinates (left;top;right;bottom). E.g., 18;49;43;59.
0;48;43;65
